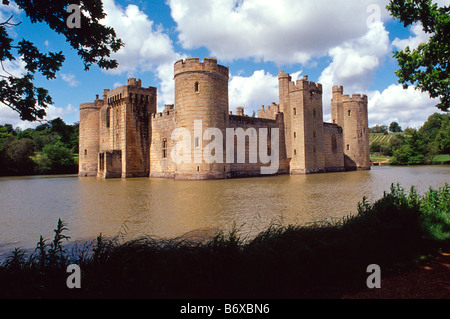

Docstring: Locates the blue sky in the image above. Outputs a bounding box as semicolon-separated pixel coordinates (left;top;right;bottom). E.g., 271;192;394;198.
0;0;448;130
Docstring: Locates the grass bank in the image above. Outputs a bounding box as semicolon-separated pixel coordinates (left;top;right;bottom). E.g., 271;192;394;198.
0;183;448;299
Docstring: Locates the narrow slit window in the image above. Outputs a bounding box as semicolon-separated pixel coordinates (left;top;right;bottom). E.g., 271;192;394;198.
162;138;167;158
106;107;111;128
348;110;351;116
293;108;296;116
347;144;350;151
195;137;200;148
194;82;199;93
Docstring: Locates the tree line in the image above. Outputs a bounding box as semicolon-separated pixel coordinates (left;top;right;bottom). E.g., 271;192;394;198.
370;113;450;165
0;118;78;176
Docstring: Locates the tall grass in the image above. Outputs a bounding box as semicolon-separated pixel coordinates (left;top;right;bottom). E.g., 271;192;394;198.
0;183;448;299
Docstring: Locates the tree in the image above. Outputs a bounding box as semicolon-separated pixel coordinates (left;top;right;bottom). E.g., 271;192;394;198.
369;125;388;134
0;0;123;121
370;140;382;154
386;0;449;111
418;113;450;155
389;121;403;133
2;138;36;175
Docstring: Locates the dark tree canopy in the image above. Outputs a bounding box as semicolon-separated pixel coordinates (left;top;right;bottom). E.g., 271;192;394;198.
0;0;123;121
389;121;403;132
387;0;450;112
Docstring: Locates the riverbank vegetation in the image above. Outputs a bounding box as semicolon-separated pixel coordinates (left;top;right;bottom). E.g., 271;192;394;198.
0;118;78;176
0;183;448;299
369;113;450;165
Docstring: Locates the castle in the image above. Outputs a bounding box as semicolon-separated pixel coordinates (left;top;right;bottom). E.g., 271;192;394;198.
78;57;370;180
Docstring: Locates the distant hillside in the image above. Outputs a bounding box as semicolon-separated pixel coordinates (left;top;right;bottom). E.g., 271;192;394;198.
369;133;403;145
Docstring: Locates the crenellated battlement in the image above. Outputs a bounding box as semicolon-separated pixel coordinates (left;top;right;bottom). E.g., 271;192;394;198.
332;86;367;103
341;94;368;103
332;85;344;95
151;109;175;119
174;57;229;78
127;78;142;87
104;80;157;106
257;102;280;120
279;73;322;93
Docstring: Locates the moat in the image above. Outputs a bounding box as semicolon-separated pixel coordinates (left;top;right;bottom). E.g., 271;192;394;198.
0;165;448;258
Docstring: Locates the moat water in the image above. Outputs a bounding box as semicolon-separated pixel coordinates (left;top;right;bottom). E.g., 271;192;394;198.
0;165;448;258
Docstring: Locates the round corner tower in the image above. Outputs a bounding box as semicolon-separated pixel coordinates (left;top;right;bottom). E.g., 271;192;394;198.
174;57;229;180
341;94;370;170
79;101;101;176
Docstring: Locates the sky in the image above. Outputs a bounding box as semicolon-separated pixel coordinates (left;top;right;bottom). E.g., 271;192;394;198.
0;0;448;131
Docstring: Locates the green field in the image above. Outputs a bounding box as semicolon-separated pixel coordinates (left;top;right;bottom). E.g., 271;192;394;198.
432;154;450;164
369;132;404;145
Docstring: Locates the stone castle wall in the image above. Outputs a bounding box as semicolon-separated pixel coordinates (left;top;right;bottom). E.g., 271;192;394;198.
173;57;229;180
79;57;370;180
149;107;177;178
78;102;100;177
322;123;345;172
331;86;370;170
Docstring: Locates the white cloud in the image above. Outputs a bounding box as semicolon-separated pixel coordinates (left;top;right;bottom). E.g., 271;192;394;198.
368;84;441;129
60;73;80;87
0;102;77;130
168;0;391;65
392;23;432;51
229;70;280;115
317;21;390;121
101;0;178;74
100;0;183;107
0;2;22;23
0;56;26;78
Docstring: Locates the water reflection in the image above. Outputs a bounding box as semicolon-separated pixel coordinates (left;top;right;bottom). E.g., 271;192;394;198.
0;166;448;255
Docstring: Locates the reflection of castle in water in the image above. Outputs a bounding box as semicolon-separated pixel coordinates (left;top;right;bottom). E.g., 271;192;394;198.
78;57;370;180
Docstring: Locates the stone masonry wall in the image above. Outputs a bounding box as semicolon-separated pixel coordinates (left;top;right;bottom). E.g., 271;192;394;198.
173;57;229;180
78;102;100;176
149;109;177;178
323;123;345;172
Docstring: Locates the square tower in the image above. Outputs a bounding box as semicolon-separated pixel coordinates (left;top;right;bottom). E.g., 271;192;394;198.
97;78;157;178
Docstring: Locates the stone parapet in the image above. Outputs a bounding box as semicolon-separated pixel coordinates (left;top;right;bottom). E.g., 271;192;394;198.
174;57;229;79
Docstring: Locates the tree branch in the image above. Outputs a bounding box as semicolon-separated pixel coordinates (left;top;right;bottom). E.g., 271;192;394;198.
1;60;16;78
0;15;22;27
